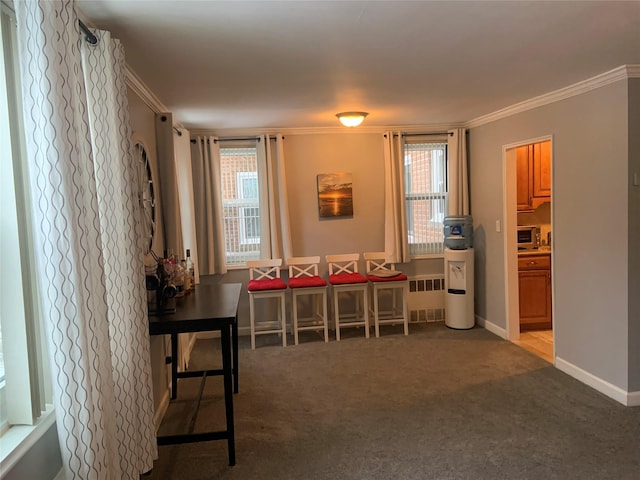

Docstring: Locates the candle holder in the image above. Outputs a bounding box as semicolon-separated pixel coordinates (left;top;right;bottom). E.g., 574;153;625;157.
146;250;177;315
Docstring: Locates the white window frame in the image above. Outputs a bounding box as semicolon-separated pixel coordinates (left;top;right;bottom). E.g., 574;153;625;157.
403;140;448;258
0;3;54;469
219;143;263;267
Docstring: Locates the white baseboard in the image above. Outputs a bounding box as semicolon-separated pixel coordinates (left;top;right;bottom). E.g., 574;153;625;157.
555;357;639;407
475;315;507;339
188;332;199;350
475;317;640;407
627;390;640;407
153;389;170;434
196;331;220;339
196;325;252;339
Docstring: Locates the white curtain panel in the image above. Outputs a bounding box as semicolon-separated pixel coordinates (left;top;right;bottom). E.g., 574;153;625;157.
16;1;156;478
383;131;410;263
174;127;200;283
447;128;470;216
256;136;272;258
173;127;196;369
264;134;292;260
192;136;227;274
155;113;184;259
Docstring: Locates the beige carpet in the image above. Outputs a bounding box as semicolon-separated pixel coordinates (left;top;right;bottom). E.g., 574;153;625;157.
145;323;640;480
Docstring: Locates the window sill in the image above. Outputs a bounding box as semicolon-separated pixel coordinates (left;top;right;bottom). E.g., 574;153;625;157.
0;405;56;474
411;253;445;260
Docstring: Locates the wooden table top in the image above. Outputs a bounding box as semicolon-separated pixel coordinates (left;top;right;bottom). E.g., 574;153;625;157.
149;282;242;335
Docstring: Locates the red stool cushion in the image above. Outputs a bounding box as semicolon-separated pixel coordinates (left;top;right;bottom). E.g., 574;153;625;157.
289;276;327;288
328;273;368;285
367;273;408;283
248;278;287;291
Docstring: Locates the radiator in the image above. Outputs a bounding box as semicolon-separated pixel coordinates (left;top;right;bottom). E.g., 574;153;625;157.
408;275;446;323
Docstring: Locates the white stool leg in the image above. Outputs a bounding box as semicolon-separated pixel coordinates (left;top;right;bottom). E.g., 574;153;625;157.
334;287;341;341
373;284;380;338
292;290;299;345
250;294;256;350
322;290;329;342
363;286;370;339
280;293;287;347
402;284;409;335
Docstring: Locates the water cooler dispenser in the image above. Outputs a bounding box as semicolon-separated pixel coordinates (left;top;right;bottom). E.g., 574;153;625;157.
443;216;475;329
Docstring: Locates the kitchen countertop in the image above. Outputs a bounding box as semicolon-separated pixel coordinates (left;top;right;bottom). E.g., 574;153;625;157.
518;246;552;257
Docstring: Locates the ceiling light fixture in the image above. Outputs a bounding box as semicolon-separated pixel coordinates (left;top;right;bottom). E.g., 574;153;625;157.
336;111;369;127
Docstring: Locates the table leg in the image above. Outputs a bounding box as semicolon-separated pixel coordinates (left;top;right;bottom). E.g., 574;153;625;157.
171;333;178;400
221;327;236;466
232;314;239;393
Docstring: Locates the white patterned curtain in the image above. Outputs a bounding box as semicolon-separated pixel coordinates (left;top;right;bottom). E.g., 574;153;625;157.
383;131;410;263
16;1;157;478
191;136;227;274
447;128;470;215
262;134;292;260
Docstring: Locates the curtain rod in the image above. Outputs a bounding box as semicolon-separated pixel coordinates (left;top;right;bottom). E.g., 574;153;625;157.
78;20;98;45
388;132;453;138
216;137;262;143
190;136;282;144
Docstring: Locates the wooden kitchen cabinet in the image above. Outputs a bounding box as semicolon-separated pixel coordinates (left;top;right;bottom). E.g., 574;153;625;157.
518;254;552;330
516;141;551;211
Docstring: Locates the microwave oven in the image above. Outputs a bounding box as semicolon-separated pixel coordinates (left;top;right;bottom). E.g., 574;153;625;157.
517;225;539;250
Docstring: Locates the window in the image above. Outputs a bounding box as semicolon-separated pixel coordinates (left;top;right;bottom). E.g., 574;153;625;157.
236;172;260;245
0;2;52;456
220;146;261;266
404;141;447;257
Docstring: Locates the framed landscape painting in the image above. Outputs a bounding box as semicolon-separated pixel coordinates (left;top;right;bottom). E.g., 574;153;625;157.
317;172;353;218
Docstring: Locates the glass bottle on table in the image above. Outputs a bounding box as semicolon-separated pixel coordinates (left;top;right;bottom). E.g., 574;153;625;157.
181;259;191;293
162;249;175;284
185;249;195;293
174;261;185;297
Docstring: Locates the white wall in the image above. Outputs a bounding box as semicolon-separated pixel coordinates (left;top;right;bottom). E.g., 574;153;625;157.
628;78;640;392
469;79;632;393
214;132;444;334
128;87;170;416
285;133;385;270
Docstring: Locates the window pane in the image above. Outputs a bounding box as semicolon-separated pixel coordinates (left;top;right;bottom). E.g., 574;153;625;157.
240;206;260;244
404;142;447;256
239;176;258;199
220;147;260;266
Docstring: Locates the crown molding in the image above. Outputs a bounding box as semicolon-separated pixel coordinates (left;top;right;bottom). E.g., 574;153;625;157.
128;58;637;135
466;64;639;129
124;65;168;114
627;64;640;77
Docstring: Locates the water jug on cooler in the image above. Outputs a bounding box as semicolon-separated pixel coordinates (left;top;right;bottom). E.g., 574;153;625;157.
443;215;474;329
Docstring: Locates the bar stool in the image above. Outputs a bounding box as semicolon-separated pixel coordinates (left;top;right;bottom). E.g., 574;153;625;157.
247;259;287;349
364;252;409;337
326;253;370;341
286;256;329;345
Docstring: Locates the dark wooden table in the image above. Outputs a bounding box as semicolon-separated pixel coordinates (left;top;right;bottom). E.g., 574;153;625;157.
148;282;242;466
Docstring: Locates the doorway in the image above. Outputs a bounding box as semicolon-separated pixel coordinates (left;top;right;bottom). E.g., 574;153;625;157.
503;137;554;363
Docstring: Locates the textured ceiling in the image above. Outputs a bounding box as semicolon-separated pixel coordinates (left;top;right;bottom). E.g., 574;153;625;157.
77;0;640;132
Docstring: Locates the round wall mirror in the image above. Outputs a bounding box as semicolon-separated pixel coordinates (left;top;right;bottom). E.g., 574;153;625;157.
135;141;155;254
